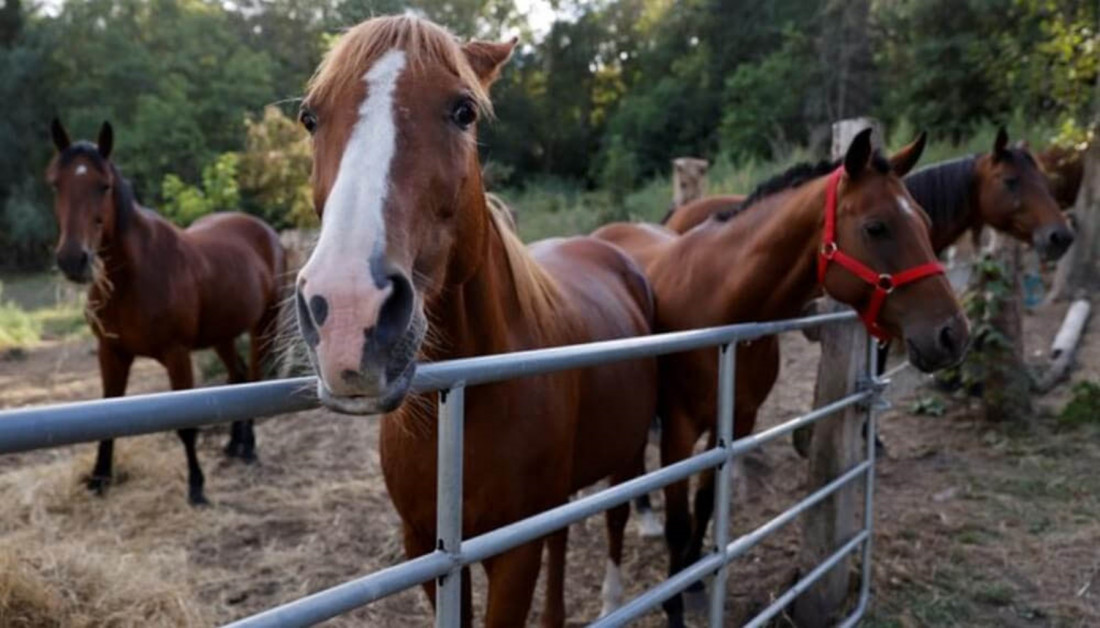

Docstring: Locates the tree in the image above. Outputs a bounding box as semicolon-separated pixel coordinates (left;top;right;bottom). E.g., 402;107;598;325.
237;106;315;229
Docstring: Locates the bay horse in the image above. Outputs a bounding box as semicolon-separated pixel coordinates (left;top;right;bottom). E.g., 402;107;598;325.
663;128;1074;262
293;16;656;625
47;120;286;505
594;129;969;628
659;194;745;233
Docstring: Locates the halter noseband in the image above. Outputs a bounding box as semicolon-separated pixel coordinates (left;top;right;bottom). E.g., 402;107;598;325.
816;167;945;341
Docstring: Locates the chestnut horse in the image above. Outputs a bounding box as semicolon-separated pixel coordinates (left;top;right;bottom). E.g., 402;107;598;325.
660;194;745;233
594;129;969;627
293;16;655;626
48;120;286;505
664;129;1073;262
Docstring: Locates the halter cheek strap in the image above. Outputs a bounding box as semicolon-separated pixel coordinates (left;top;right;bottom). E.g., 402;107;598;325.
816;167;945;341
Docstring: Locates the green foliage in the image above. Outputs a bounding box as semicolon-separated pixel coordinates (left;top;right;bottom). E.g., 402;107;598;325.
911;395;948;417
161;153;240;226
1059;381;1100;426
942;255;1016;392
598;135;639;207
237;106;315;229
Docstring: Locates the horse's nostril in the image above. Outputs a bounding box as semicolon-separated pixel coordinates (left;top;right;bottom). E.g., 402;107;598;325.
1052;229;1074;249
939;324;957;354
295;290;321;348
375;272;414;346
309;295;329;327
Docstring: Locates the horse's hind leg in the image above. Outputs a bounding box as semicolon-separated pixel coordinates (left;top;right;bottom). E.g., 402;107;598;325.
660;407;699;628
601;490;632;617
87;342;133;495
215;340;255;462
163;348;207;505
543;528;568;627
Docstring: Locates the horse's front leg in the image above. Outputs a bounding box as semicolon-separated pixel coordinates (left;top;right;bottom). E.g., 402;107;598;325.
162;347;207;505
86;342;133;495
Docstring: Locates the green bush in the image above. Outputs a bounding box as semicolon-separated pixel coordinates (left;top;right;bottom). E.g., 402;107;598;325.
1059;381;1100;426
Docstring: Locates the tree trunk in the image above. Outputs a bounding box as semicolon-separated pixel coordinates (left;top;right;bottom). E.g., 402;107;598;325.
1050;137;1100;300
980;238;1032;422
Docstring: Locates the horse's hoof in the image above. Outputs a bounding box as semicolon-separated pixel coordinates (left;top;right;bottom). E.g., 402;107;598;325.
239;450;259;465
189;491;210;507
638;509;663;539
874;435;888;459
84;475;110;496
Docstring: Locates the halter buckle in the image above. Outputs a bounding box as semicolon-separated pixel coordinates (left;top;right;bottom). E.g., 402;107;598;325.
876;274;895;294
821;242;838;259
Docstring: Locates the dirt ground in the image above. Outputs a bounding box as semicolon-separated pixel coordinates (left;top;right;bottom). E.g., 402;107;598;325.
1;296;1099;627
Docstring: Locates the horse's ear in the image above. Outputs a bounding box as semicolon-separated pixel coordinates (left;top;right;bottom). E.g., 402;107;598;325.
462;38;517;87
51;118;71;152
97;121;113;159
993;126;1009;160
889;131;927;177
843;128;874;179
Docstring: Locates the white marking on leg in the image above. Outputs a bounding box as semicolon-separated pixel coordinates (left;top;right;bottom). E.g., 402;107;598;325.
75;164;87;176
638;505;663;539
600;559;624;617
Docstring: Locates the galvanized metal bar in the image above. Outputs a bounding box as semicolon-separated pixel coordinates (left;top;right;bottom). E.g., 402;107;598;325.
724;389;872;460
0;312;856;456
856;332;879;619
461;448;728;566
708;343;735;627
742;531;869;628
725;461;870;562
590;552;728;628
0;377;317;455
435;386;465;628
223;550;454;628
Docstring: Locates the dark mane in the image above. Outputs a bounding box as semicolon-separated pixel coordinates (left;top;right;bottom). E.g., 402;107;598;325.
719;152;892;221
56;142;136;234
903;155;977;237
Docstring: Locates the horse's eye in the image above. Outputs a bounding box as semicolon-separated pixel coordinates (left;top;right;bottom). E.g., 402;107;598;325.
299;108;318;134
450;98;478;130
1004;176;1020;192
863;221;889;239
99;183;110;193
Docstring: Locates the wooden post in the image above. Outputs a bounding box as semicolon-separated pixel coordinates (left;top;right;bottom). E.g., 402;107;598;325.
792;118;879;627
979;237;1032;421
1050;136;1100;300
671;157;709;207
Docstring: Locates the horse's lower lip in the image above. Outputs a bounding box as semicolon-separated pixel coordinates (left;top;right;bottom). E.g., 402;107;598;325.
316;363;416;415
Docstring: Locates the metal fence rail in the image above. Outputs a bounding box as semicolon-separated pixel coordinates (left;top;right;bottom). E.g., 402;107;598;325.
0;309;880;627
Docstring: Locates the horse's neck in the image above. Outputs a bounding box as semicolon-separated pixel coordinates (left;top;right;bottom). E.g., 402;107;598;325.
423;213;536;362
93;197;155;300
907;158;980;253
709;184;824;321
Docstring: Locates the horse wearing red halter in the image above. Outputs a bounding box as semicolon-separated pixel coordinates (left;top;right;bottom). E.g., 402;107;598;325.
594;129;969;627
47;120;286;505
293;16;656;625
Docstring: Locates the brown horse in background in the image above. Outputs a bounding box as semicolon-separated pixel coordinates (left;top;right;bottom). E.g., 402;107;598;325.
47;120;286;505
665;129;1074;261
293;16;655;626
660;194;745;233
595;130;969;628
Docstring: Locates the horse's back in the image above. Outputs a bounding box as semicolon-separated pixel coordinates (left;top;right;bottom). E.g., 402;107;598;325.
590;221;676;273
530;235;657;489
664;194;746;234
182;212;286;343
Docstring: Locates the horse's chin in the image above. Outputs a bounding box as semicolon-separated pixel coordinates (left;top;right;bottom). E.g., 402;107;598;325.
316;362;416;416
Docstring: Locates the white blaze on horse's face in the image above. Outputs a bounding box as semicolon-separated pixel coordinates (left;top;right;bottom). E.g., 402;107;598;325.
297;49;415;406
896;194;918;218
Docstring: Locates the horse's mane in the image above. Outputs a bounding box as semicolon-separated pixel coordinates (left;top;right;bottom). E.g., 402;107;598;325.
723;153;892;220
903;156;978;235
484;195;564;332
50;141;135;234
307;15;490;114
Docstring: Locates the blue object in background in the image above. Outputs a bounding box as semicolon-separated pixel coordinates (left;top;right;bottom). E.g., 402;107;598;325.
1023;272;1044;307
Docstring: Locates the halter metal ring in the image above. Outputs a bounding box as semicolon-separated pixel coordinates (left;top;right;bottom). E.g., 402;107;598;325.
821;242;838;258
877;274;895;293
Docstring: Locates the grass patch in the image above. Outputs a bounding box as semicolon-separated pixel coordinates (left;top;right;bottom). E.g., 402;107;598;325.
0;280;88;349
1059;381;1100;426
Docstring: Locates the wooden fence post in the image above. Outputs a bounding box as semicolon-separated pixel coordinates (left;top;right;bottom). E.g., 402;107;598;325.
671;157;709;207
978;236;1032;421
792;118;879;627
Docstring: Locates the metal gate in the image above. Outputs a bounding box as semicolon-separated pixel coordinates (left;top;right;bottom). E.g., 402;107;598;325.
0;310;880;627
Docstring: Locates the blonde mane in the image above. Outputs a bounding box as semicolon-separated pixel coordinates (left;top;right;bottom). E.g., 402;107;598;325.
485;195;566;334
307;15;491;114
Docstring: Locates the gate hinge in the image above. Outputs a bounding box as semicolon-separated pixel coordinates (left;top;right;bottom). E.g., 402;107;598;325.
857;375;891;412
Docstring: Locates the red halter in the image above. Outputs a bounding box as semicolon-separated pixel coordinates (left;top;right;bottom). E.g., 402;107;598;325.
816;167;945;341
